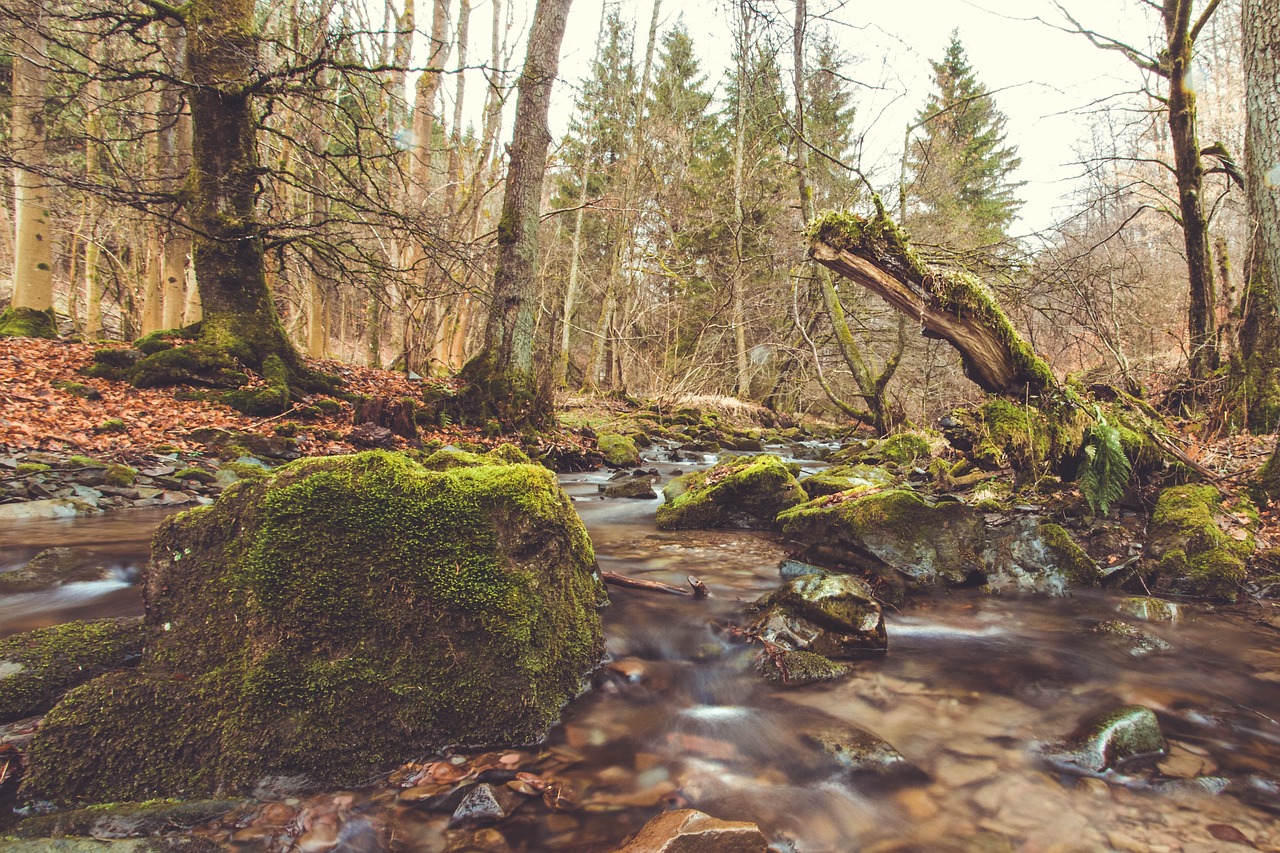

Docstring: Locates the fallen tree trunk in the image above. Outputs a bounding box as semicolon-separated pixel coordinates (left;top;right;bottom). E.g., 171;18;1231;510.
806;205;1054;397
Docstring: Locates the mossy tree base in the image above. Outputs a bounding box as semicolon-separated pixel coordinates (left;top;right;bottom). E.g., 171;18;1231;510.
84;323;337;416
448;352;555;432
21;450;606;805
0;306;57;339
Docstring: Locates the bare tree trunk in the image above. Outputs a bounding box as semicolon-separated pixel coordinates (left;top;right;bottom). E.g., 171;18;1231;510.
3;0;57;337
445;0;471;217
160;21;191;331
730;0;751;397
456;0;573;427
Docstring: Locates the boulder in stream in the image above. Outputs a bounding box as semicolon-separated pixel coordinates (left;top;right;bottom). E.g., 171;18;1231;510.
656;454;807;531
981;518;1099;596
0;618;144;723
0;548;115;593
748;573;886;658
799;463;897;499
1037;704;1167;775
21;450;608;804
598;433;642;468
805;724;924;784
1142;485;1257;601
613;809;767;853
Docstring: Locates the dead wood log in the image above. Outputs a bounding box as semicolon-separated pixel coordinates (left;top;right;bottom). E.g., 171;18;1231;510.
601;570;707;597
806;205;1054;397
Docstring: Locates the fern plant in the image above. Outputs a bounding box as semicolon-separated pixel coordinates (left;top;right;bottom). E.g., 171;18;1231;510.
1080;410;1132;516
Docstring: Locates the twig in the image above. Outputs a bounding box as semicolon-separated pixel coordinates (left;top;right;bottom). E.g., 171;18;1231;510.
601;570;691;597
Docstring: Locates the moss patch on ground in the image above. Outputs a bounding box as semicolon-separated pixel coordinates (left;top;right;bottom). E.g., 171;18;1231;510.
22;451;607;805
1143;485;1257;601
0;307;58;339
656;454;808;531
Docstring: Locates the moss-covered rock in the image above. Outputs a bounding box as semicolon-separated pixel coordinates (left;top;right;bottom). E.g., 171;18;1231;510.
0;548;112;593
1092;620;1172;657
656;454;808;531
103;464;137;487
752;649;849;685
14;462;51;476
1037;705;1167;775
1115;597;1182;622
749;573;887;658
779;489;984;592
21;451;607;804
1143;485;1257;600
0;307;57;339
220;354;291;416
0;618;144;723
596;433;641;468
799;464;897;498
981;519;1099;596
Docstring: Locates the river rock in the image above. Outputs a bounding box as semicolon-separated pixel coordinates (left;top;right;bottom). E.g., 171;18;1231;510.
1115;596;1182;622
0;618;144;723
805;724;923;783
448;783;517;828
748;573;886;658
799;463;897;498
21;450;608;804
1037;705;1167;775
981;518;1099;596
656;454;807;531
613;809;767;853
752;649;849;685
601;477;658;499
1093;620;1172;656
598;433;642;468
779;489;984;592
0;547;112;593
1142;485;1257;601
0;498;98;522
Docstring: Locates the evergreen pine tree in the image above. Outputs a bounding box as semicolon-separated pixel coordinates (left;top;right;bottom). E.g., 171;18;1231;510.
904;31;1023;249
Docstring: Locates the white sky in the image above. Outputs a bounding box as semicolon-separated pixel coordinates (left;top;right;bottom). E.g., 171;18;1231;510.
425;0;1187;233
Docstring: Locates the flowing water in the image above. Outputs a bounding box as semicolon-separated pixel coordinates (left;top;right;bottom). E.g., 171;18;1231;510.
2;459;1279;852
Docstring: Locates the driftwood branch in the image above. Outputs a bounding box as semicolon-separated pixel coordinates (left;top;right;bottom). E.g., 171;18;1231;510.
601;570;708;598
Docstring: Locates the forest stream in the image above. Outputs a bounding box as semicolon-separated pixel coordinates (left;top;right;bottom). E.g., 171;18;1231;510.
2;450;1279;852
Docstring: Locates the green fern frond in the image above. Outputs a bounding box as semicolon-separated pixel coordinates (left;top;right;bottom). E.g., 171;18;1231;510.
1080;420;1131;516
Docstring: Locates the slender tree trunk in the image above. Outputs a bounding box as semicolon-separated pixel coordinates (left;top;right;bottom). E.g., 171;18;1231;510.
4;0;56;336
445;0;471;216
83;41;106;340
160;21;190;331
458;0;573;426
730;0;751;397
1165;0;1219;379
411;0;451;206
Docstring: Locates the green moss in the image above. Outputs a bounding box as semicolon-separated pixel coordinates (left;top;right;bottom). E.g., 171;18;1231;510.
1037;523;1100;585
175;467;217;484
51;380;102;400
221;354;290;416
220;461;268;480
97;419;127;434
66;455;102;468
1145;485;1256;600
103;464;137;487
313;397;343;416
91;347;141;369
597;433;641;468
0;618;144;723
754;650;849;685
15;462;51;476
0;306;58;339
656;454;809;531
22;451;606;804
878;433;931;466
133;330;177;355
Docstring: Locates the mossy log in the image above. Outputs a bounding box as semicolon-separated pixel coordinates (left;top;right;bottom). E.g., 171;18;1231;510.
806;206;1053;397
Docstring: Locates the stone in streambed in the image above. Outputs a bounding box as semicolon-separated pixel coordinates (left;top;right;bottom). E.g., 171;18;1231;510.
21;450;607;804
0;548;113;593
601;477;658;499
981;518;1099;596
1037;705;1166;775
1092;620;1172;656
656;454;807;531
806;724;924;784
748;573;886;658
752;649;848;686
613;809;767;853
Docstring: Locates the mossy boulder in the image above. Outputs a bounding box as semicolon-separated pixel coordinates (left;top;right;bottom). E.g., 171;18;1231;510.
21;451;607;804
981;519;1099;596
0;547;113;593
779;489;984;592
597;433;641;468
799;463;897;498
1143;485;1257;600
0;618;144;723
1037;705;1166;775
752;649;849;685
656;454;808;531
0;307;57;339
749;574;887;658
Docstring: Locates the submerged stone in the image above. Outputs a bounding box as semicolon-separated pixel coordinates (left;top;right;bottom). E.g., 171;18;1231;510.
0;548;113;593
779;489;984;591
614;809;767;853
1038;704;1166;775
1092;620;1172;656
656;454;808;531
22;451;607;804
600;477;658;499
749;573;886;658
1143;485;1257;600
0;618;144;723
1116;596;1182;623
752;649;849;685
806;724;923;783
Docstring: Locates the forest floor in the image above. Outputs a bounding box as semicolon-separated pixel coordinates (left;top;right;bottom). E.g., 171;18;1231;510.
3;335;1279;549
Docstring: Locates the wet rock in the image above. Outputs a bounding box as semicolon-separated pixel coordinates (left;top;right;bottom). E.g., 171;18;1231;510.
982;518;1099;596
778;559;833;580
0;547;111;593
752;649;849;685
657;454;807;531
1092;620;1172;656
613;809;767;853
779;489;984;592
0;618;144;724
598;433;642;468
799;463;896;499
9;798;245;840
806;725;923;783
449;783;518;828
1116;596;1182;622
0;498;97;522
22;450;608;804
1143;485;1256;601
748;573;886;658
601;477;658;499
1038;705;1166;775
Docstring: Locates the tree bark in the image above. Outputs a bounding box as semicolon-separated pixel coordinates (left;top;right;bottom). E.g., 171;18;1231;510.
807;206;1054;398
456;0;572;427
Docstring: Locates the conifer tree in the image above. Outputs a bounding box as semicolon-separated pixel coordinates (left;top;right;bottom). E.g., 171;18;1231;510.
903;31;1023;250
